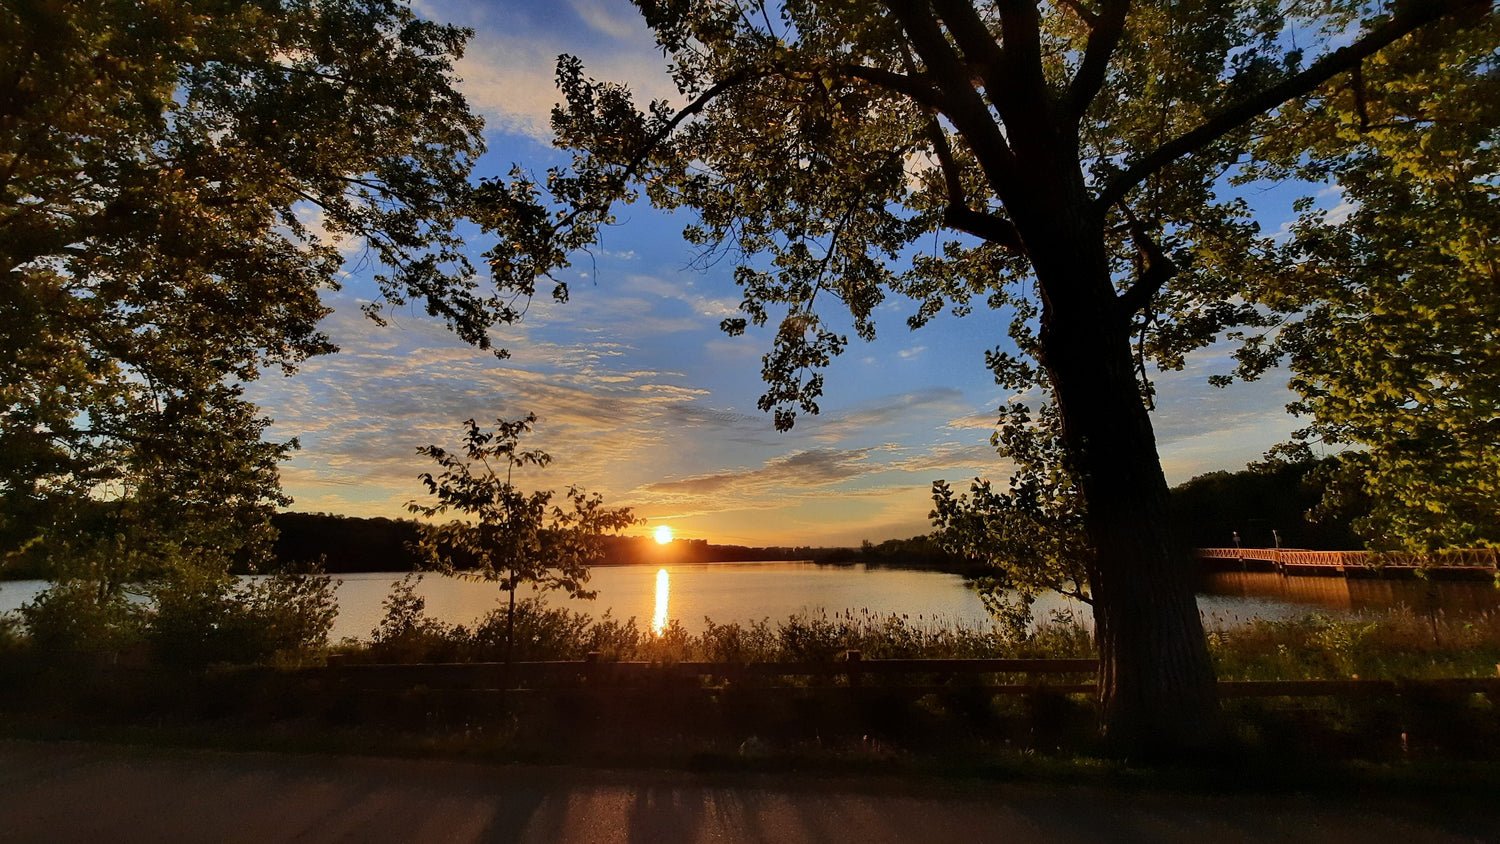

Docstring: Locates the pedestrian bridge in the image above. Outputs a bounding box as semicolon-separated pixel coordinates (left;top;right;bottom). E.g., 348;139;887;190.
1196;546;1499;573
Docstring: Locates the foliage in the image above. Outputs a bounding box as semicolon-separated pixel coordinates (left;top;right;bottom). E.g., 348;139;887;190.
15;579;146;657
408;415;639;598
358;575;1094;664
1231;15;1500;551
366;574;477;663
406;415;638;658
270;512;424;575
1169;458;1362;550
465;0;1488;438
11;565;337;667
932;398;1091;631
1;0;484;582
147;567;340;668
1208;610;1500;682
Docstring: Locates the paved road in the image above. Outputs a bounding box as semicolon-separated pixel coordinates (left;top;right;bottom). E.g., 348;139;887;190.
0;741;1494;843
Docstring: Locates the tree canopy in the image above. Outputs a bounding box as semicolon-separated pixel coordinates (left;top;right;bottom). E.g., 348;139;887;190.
1232;13;1500;552
470;0;1493;752
1;0;484;579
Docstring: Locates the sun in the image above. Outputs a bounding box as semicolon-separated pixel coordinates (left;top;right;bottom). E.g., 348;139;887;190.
654;525;673;544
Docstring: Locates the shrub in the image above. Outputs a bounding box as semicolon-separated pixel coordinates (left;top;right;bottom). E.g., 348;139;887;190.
16;580;146;657
147;569;339;667
469;599;593;661
367;574;459;663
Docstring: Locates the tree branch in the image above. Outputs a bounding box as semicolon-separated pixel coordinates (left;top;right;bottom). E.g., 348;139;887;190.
1055;0;1100;28
1094;0;1487;213
834;63;947;111
1115;207;1176;317
1066;0;1130;120
924;117;1025;252
533;66;767;243
985;0;1053;130
930;0;1004;78
883;0;1021;195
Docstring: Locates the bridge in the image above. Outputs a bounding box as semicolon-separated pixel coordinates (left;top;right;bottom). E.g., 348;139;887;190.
1196;546;1500;574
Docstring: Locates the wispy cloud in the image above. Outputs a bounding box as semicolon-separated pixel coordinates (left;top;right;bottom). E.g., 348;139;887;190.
417;0;679;142
642;447;878;499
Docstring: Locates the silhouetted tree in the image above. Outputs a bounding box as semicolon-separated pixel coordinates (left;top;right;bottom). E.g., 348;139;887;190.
2;0;484;593
407;415;638;662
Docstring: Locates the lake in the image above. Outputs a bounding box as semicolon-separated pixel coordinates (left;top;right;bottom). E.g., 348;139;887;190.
2;563;1496;643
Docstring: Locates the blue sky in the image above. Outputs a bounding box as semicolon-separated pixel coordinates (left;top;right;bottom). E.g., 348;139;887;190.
245;0;1315;546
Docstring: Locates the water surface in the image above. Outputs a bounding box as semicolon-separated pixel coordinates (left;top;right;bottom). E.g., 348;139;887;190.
3;562;1494;643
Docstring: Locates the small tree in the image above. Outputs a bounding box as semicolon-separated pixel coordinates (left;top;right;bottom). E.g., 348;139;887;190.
406;414;637;662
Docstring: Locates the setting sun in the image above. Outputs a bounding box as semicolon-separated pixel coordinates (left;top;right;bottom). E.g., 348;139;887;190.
654;525;673;544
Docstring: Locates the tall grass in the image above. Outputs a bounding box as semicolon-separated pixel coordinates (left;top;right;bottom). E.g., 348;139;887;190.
1208;608;1500;680
355;577;1500;681
355;577;1095;665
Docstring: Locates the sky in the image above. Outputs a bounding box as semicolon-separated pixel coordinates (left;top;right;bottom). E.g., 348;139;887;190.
245;0;1319;547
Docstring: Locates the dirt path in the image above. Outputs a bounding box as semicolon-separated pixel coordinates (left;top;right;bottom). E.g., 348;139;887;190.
0;741;1494;843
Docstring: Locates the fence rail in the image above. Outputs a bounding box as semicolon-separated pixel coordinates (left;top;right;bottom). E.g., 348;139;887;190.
311;656;1500;699
1196;547;1500;571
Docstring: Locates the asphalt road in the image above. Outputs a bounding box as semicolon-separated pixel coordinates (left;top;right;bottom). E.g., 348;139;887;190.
0;741;1495;843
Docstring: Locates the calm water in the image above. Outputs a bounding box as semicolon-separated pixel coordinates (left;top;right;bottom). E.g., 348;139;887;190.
2;563;1496;643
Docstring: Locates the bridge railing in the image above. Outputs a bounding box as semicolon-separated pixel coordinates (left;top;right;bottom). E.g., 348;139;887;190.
1196;547;1499;570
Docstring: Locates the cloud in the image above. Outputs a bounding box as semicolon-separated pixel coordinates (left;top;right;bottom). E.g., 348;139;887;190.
642;447;878;498
888;443;1004;477
805;387;969;441
417;0;680;142
619;274;743;319
943;411;999;431
566;0;647;40
247;296;731;507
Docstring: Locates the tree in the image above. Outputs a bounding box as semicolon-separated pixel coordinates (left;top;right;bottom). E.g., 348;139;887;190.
1230;14;1500;552
1;0;484;584
407;414;638;663
465;0;1491;753
931;397;1091;636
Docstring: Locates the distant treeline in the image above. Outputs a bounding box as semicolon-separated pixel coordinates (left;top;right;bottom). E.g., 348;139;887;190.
1169;459;1359;551
266;514;862;574
260;460;1358;576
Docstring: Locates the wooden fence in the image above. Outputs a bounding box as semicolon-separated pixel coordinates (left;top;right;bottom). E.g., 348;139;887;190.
313;654;1500;700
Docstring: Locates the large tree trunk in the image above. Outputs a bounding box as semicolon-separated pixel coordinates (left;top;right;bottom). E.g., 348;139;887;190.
1023;197;1220;758
1049;313;1220;757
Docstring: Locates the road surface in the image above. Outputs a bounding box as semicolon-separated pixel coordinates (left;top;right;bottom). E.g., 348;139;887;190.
0;741;1493;842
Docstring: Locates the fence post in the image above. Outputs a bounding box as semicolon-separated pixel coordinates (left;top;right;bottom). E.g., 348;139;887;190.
844;649;862;688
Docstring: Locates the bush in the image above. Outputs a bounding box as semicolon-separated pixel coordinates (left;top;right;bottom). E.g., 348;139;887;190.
16;581;146;657
353;576;1108;665
367;575;463;663
147;569;339;668
469;599;594;662
0;612;19;656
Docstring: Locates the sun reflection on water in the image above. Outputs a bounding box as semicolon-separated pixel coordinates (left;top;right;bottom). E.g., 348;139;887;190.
652;568;670;635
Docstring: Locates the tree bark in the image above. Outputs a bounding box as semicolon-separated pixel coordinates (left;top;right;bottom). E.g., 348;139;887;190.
1048;312;1219;757
1018;178;1220;758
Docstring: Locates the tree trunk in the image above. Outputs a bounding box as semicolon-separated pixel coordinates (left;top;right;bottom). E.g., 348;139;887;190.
1024;200;1220;759
505;583;516;667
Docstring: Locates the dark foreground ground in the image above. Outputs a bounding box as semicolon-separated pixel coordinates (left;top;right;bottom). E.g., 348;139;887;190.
2;740;1497;843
